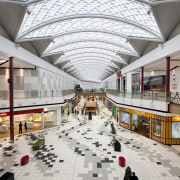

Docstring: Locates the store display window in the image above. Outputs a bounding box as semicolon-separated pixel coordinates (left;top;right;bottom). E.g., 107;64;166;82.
172;122;180;138
132;114;138;130
153;119;161;137
121;111;129;125
138;115;149;130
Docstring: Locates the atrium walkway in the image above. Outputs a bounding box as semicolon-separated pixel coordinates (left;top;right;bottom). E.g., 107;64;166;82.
0;114;180;180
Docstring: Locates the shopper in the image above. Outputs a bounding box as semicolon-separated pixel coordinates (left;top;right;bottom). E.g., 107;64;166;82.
124;166;132;180
129;172;138;180
24;121;27;133
19;122;22;134
111;122;116;134
108;136;117;146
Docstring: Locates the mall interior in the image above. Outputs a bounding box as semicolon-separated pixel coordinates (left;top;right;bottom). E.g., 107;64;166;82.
0;0;180;179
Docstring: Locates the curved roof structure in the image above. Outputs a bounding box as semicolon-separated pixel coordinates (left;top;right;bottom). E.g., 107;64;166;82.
0;0;179;82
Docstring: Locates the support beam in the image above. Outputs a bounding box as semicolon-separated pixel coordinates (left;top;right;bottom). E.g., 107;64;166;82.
166;56;170;102
9;57;14;143
141;67;144;94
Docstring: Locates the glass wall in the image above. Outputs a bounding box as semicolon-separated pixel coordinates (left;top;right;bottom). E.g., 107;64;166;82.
153;119;161;137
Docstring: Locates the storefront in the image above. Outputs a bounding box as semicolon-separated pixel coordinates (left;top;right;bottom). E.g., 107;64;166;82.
112;104;116;118
108;101;112;111
0;108;58;138
119;107;180;145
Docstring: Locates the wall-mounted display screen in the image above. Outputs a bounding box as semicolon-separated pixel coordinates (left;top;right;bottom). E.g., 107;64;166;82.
121;111;129;125
172;122;180;138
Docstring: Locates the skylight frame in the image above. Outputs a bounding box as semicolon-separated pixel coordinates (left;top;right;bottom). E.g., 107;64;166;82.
45;41;134;60
55;52;125;65
43;31;138;56
17;0;162;40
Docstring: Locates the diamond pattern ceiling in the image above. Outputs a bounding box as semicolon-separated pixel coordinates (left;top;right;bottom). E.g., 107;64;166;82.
43;32;138;56
12;0;165;81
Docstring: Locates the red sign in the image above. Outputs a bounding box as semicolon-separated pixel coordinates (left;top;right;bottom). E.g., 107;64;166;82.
116;70;122;78
0;112;8;117
0;108;44;117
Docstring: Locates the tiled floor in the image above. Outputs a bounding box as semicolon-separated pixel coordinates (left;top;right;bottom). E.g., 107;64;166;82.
0;114;180;180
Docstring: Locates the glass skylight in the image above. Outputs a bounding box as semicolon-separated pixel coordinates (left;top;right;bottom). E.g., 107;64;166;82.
43;32;137;56
19;17;160;41
45;41;135;61
55;48;124;63
55;52;124;64
18;0;161;39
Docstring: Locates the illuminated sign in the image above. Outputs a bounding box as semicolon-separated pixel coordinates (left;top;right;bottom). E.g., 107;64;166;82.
0;112;8;117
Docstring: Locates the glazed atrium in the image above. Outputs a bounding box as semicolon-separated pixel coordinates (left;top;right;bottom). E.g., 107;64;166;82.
0;0;180;179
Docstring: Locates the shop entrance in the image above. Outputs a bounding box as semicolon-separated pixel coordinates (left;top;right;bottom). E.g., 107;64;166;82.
132;114;150;137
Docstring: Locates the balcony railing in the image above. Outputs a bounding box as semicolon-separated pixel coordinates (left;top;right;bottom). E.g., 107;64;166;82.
106;89;167;102
0;89;75;100
76;88;105;94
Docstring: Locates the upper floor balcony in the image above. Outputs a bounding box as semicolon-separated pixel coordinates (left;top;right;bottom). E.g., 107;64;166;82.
106;89;180;112
0;89;75;110
75;88;106;97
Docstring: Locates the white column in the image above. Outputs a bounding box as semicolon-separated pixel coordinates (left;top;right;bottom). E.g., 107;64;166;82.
126;72;133;94
42;112;44;129
57;107;61;125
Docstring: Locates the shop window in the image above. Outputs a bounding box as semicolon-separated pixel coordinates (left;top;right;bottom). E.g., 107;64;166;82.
172;122;180;138
132;114;138;130
153;119;161;137
138;115;149;130
121;111;129;125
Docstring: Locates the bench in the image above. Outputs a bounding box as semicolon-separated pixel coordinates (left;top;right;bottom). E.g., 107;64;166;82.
33;139;45;151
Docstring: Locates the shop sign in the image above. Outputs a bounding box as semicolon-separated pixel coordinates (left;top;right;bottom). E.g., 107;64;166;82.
116;70;122;78
0;108;44;117
0;112;8;117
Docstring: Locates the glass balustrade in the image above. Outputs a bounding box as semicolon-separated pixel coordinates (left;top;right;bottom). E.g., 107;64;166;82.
106;89;168;102
1;88;180;104
0;89;75;100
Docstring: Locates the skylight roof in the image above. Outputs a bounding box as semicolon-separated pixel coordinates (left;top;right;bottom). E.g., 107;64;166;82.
54;48;125;64
43;32;137;56
18;17;161;41
17;0;161;39
44;41;135;62
11;0;169;81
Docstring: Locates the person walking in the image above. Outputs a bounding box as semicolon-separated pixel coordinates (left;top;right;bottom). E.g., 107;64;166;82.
19;122;22;134
124;166;132;180
24;121;27;133
129;172;138;180
111;122;116;134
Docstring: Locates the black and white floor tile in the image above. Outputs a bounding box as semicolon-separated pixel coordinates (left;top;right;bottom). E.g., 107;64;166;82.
0;114;180;180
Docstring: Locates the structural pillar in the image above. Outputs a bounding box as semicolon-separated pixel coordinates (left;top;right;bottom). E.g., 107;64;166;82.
56;107;61;125
166;56;170;102
141;67;144;94
42;112;44;129
9;57;14;143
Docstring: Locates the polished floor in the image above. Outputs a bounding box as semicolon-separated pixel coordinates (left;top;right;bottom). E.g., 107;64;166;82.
0;114;180;180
